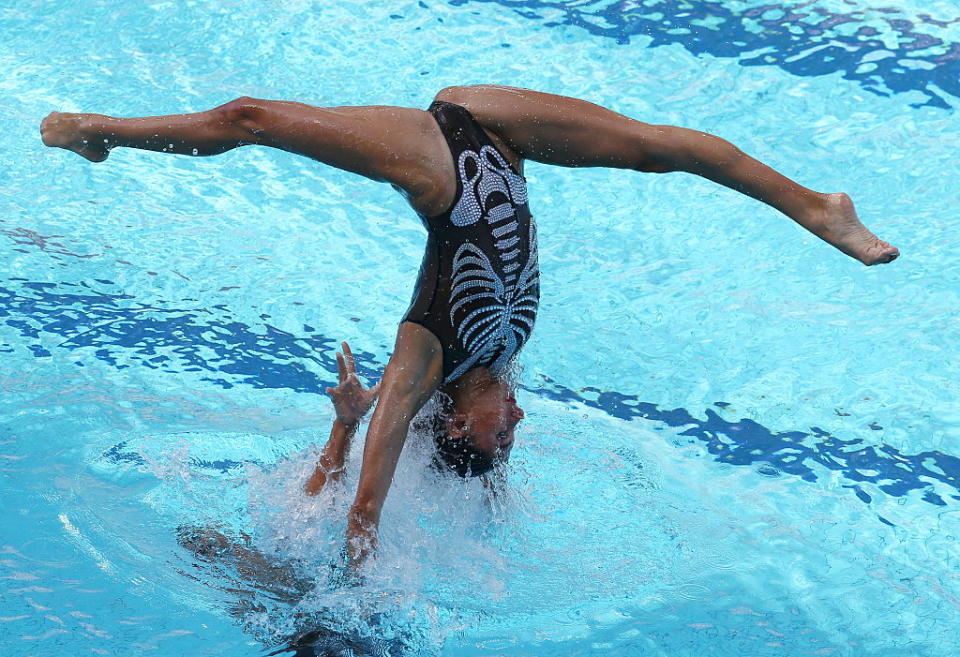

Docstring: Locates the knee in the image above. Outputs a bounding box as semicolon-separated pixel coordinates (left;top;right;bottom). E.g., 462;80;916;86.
631;125;704;174
215;96;266;135
612;124;674;173
662;127;743;172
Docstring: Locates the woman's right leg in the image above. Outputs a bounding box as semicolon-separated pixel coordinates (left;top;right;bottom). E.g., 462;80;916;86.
436;85;898;266
39;97;456;216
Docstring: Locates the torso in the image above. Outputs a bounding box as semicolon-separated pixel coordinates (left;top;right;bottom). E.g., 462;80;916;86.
402;101;540;384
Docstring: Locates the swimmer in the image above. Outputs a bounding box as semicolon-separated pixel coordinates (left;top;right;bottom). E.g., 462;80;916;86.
40;85;899;565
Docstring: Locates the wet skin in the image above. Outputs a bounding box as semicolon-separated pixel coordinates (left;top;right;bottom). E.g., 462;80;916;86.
39;84;901;567
443;372;525;460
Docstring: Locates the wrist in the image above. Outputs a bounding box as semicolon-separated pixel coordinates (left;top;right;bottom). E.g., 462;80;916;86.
335;417;360;432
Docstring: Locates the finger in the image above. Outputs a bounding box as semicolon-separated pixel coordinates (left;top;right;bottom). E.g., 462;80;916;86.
341;341;356;375
336;351;346;384
326;387;335;397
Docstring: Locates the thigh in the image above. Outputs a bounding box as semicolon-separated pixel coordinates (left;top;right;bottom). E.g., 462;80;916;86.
433;85;669;172
245;100;456;214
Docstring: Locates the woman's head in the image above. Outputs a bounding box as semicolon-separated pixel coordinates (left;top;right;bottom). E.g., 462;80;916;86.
430;376;523;477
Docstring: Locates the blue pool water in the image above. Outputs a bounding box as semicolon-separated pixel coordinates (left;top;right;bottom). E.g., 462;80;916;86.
2;0;959;655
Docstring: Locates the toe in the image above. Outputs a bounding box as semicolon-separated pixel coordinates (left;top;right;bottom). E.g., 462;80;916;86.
868;246;899;265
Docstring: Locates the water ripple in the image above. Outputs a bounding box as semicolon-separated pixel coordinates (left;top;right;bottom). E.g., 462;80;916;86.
1;276;955;514
457;0;960;109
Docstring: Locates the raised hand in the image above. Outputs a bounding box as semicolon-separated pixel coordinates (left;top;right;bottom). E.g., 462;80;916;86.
327;341;380;426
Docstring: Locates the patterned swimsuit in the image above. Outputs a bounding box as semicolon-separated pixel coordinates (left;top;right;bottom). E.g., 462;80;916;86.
402;100;540;383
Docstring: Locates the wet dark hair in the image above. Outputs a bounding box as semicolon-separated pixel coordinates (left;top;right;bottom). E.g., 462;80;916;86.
428;395;496;478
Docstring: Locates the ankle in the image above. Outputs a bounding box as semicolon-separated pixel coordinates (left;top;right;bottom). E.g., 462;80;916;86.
795;191;831;229
77;114;106;141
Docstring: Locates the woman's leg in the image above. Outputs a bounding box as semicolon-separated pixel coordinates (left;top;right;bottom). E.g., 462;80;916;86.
435;85;898;266
39;98;456;215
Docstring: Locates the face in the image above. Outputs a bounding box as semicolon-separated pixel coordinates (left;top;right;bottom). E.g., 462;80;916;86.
447;385;524;461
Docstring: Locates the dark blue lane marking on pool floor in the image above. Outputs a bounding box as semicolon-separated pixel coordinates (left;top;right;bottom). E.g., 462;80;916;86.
448;0;960;109
0;278;379;389
102;440;253;474
525;375;958;514
2;277;956;513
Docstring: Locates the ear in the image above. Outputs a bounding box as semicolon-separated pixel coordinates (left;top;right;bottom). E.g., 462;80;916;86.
446;413;470;438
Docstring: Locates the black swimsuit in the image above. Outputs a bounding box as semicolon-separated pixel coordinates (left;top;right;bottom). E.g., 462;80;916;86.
403;101;540;383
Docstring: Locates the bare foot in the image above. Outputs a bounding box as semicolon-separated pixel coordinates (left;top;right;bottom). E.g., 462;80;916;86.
806;192;899;266
40;112;110;162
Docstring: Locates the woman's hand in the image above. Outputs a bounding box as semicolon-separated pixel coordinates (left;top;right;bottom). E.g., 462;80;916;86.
327;341;380;426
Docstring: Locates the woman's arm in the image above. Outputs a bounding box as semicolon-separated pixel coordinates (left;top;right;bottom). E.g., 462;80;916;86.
346;322;444;566
305;342;380;496
304;418;359;495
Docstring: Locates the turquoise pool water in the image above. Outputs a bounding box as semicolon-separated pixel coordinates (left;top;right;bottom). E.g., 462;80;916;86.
2;0;959;655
